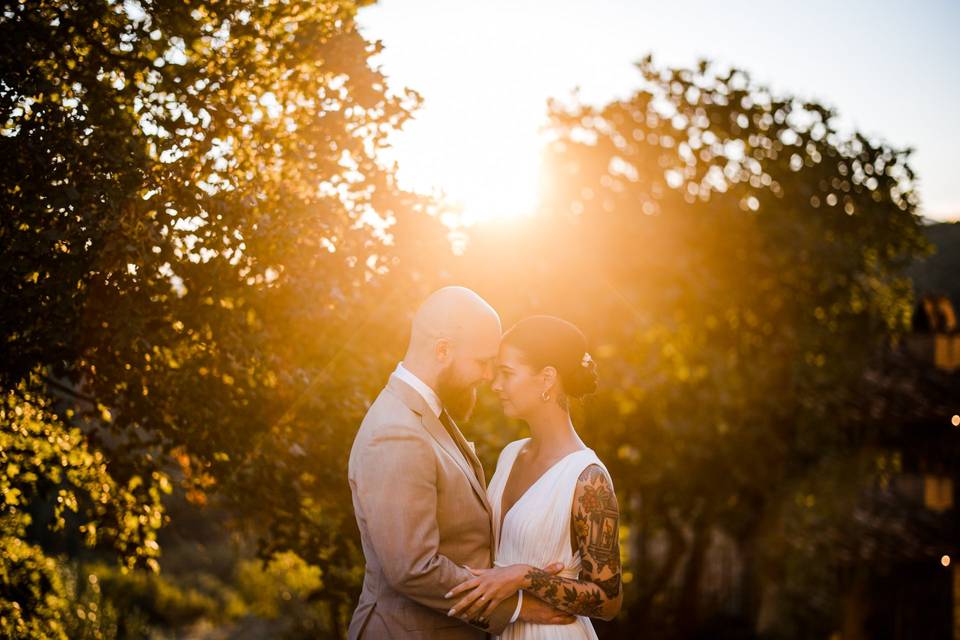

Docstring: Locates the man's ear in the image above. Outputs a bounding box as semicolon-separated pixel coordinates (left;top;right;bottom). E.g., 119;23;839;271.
435;337;452;364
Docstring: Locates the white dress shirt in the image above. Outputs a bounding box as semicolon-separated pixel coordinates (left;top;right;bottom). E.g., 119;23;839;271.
393;362;443;418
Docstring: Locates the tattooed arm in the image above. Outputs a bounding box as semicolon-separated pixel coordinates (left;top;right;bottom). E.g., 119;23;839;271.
523;464;622;620
448;464;622;622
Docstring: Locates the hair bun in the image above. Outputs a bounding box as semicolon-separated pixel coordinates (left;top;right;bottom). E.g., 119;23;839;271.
566;354;598;398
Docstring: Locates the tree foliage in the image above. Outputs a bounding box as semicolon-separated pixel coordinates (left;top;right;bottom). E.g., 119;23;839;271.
448;56;930;636
1;1;938;635
1;0;446;634
1;374;166;639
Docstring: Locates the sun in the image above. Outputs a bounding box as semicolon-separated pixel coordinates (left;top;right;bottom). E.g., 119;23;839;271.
384;105;544;227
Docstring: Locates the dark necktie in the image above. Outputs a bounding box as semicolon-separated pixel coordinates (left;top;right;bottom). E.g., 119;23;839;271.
439;410;467;456
439;410;482;482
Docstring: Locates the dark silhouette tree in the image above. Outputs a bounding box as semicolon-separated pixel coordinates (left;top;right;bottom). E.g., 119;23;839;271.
0;1;448;636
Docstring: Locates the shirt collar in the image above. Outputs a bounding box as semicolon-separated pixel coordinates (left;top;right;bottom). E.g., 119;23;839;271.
393;362;442;418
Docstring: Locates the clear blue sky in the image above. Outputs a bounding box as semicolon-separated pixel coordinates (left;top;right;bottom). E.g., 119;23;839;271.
359;0;959;223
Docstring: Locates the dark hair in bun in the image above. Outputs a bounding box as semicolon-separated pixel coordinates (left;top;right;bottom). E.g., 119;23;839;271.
501;315;598;399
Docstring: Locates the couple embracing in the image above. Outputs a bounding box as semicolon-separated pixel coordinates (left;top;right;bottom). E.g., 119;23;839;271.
348;287;622;639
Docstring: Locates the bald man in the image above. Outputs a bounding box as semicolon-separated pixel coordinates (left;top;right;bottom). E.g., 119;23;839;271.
347;287;573;639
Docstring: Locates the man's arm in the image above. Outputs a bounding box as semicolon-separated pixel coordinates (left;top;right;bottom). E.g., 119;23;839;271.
353;425;517;633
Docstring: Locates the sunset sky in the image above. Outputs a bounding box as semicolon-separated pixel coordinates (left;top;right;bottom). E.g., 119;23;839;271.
358;0;959;225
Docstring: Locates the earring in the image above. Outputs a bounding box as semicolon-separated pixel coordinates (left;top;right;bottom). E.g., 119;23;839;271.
541;390;550;402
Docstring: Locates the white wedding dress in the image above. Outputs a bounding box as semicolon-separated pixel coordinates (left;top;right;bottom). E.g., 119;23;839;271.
487;438;605;640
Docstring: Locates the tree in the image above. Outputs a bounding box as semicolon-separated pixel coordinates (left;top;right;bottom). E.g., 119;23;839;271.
445;56;929;637
1;373;166;639
1;1;448;635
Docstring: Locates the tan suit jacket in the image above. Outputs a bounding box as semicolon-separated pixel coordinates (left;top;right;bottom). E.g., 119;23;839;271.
347;374;517;639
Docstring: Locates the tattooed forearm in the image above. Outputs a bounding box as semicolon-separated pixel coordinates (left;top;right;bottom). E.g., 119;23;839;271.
524;568;607;618
592;572;621;600
521;464;623;621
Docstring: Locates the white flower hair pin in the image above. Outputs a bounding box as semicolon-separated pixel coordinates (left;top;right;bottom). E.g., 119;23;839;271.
581;352;593;368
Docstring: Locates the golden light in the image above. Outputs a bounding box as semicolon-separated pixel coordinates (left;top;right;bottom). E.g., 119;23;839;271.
942;555;951;567
360;2;612;227
951;414;959;427
359;0;960;229
385;110;543;226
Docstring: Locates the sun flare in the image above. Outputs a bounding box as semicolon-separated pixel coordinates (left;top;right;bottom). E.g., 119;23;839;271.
385;111;544;226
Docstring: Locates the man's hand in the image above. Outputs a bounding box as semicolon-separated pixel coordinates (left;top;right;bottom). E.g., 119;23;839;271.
518;593;577;625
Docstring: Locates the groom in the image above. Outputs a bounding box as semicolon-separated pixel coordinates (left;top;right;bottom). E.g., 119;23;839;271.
348;287;574;639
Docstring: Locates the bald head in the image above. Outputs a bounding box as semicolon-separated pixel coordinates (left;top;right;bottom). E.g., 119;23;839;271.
410;286;501;350
402;287;501;419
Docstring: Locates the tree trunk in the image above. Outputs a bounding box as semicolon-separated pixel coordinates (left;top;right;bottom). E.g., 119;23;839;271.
840;564;869;640
676;513;710;639
628;507;688;631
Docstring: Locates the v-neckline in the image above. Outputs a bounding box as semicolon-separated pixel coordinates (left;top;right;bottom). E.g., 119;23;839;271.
498;441;587;533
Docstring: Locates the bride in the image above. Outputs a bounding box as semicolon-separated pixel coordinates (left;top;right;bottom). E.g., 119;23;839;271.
447;315;622;639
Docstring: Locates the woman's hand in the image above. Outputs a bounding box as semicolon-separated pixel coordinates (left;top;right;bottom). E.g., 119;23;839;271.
446;562;564;622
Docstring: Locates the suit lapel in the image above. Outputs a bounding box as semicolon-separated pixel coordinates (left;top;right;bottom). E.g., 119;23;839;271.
386;375;491;515
442;411;488;489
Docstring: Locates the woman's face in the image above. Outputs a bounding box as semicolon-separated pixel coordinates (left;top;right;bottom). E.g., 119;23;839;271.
491;343;546;419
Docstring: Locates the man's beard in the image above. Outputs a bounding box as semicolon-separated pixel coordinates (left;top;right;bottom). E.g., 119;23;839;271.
436;365;478;423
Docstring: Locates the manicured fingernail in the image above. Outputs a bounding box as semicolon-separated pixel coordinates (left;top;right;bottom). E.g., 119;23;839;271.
445;591;452;598
447;608;455;617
